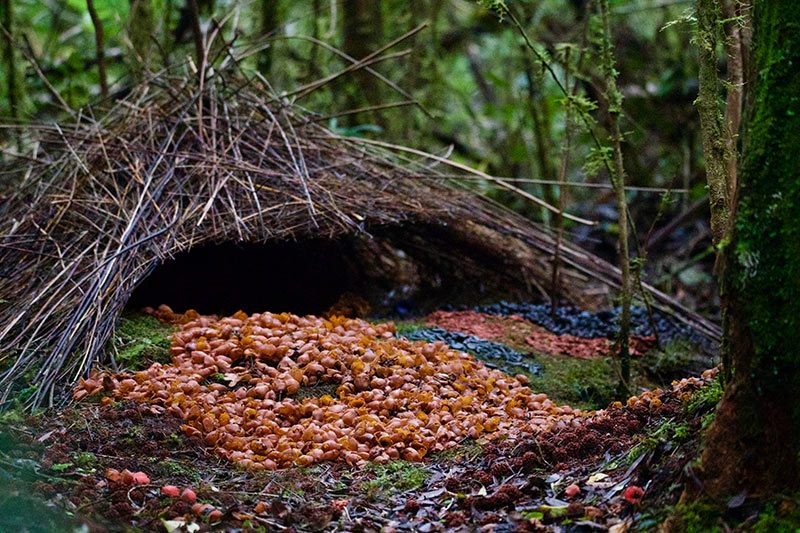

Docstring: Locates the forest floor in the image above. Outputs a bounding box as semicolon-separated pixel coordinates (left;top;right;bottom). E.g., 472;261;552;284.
1;303;794;533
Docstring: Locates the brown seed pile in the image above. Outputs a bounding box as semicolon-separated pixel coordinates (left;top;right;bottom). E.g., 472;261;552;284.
75;308;585;469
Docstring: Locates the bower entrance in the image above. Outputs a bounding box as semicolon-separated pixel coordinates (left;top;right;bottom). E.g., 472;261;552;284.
125;223;541;318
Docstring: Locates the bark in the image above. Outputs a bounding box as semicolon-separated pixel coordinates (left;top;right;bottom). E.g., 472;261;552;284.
308;0;320;78
1;0;20;131
188;0;204;66
599;0;632;393
86;0;108;98
128;0;155;80
258;0;279;76
700;0;800;497
721;0;745;202
341;0;384;126
696;0;738;383
695;0;733;262
550;46;576;315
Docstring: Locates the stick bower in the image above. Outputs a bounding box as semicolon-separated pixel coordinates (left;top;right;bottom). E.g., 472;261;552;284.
0;70;719;407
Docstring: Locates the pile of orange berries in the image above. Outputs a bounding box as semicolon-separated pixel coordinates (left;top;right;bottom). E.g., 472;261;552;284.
75;307;586;469
615;367;719;412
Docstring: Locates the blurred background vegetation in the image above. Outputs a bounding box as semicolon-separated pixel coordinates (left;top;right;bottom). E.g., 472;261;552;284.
0;0;717;315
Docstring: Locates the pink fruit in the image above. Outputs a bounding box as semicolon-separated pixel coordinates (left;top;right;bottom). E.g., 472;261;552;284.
181;488;197;503
564;483;581;497
161;485;180;497
131;471;150;485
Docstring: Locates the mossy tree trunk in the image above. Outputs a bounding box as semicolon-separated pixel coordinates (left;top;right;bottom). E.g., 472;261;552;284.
258;0;279;76
695;0;740;383
129;0;155;80
341;0;384;127
1;0;21;142
598;0;632;394
696;0;734;253
700;0;800;497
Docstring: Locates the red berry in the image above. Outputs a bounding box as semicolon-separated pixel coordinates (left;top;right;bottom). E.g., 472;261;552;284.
131;471;150;485
161;485;180;497
624;485;644;503
181;488;197;503
564;484;581;497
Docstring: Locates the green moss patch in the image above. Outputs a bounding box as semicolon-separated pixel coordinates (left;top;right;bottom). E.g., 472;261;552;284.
522;353;617;410
668;496;800;533
110;312;176;369
393;319;426;336
361;460;430;501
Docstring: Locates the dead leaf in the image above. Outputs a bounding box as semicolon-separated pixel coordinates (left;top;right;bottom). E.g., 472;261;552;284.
727;491;747;509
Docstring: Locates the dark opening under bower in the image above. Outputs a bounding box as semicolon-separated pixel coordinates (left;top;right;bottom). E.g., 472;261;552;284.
125;222;554;318
0;67;719;408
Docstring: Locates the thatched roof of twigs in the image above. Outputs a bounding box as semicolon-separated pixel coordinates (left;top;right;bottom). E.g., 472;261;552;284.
0;69;719;407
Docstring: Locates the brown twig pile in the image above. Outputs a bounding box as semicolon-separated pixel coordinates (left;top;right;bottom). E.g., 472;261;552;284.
0;67;719;408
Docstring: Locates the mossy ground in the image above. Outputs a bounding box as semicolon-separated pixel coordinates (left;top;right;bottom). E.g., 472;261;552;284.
394;317;684;411
360;460;430;501
110;311;176;369
664;497;800;533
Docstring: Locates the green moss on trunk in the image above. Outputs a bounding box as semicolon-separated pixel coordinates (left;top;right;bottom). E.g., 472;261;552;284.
700;0;800;497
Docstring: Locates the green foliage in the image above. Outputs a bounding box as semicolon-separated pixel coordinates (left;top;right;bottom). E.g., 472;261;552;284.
155;460;200;482
393;321;426;336
628;418;690;462
1;0;705;236
687;376;723;415
0;407;26;426
477;0;508;21
583;145;614;179
750;500;800;533
73;452;97;469
165;433;183;450
361;460;429;501
672;499;724;533
50;462;73;472
1;0;131;117
110;312;175;369
669;496;800;533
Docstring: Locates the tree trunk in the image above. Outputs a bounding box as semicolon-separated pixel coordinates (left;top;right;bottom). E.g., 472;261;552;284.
129;0;155;80
341;0;383;127
598;0;632;394
258;0;279;76
1;0;20;134
700;0;800;497
86;0;108;98
695;0;733;260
